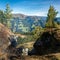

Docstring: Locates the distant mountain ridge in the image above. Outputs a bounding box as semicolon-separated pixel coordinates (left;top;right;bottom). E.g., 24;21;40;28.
12;14;47;20
10;14;60;33
12;14;26;19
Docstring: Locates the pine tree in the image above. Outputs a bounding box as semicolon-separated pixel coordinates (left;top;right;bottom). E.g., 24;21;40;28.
4;4;12;27
0;10;5;24
45;6;58;28
32;26;43;40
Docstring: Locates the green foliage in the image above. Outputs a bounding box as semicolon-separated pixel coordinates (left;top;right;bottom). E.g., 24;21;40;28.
17;26;44;44
17;35;33;44
5;4;12;19
17;37;25;44
0;4;12;28
54;22;60;28
45;6;58;28
0;10;5;24
4;4;12;27
57;22;60;25
32;26;44;40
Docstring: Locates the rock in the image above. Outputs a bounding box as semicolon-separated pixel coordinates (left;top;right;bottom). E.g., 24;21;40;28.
31;28;60;55
0;23;14;59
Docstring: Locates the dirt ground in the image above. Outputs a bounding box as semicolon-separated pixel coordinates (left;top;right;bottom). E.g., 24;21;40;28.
14;53;60;60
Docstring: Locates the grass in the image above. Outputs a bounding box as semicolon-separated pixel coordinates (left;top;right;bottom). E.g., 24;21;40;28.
17;41;34;50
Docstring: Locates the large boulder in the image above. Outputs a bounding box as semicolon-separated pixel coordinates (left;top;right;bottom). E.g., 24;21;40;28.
30;28;60;55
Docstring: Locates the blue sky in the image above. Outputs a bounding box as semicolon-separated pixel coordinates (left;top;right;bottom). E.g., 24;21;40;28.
0;0;60;17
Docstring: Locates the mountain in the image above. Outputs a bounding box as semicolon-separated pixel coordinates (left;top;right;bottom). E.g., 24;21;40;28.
10;14;60;33
12;14;26;19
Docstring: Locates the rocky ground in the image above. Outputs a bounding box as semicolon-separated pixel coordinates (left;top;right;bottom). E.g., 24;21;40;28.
10;53;60;60
0;23;60;60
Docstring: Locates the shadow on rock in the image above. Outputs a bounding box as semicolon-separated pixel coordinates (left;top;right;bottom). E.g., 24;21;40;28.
29;29;60;56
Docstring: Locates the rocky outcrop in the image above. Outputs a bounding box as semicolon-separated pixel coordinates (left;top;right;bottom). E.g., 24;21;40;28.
0;23;14;57
29;28;60;55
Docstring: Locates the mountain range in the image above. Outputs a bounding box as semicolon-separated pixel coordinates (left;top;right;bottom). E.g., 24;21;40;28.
9;14;60;33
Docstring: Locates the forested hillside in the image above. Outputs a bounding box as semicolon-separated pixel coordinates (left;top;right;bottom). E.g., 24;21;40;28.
10;14;60;33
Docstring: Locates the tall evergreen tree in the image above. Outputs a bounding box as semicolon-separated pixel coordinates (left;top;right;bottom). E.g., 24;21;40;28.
4;4;12;27
45;6;58;28
0;10;5;24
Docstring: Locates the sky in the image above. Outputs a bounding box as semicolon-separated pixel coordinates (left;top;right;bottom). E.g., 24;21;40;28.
0;0;60;17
